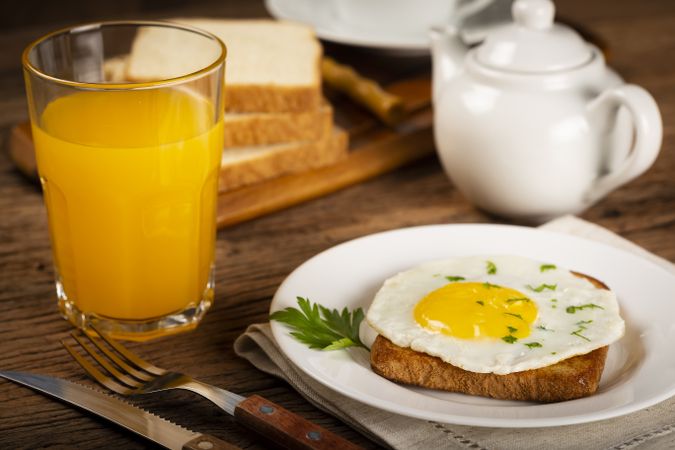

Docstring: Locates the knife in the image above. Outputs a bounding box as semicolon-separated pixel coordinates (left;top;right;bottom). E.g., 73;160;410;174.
0;371;240;450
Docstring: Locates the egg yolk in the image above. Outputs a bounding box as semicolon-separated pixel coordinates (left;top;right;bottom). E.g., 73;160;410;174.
414;282;538;340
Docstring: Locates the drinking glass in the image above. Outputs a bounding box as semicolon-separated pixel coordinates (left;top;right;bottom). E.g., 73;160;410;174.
22;21;226;340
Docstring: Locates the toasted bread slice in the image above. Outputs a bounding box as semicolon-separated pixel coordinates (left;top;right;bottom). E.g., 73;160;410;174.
370;272;611;402
371;336;608;402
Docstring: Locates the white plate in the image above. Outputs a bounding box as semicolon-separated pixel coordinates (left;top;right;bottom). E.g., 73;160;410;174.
265;0;512;55
270;224;675;428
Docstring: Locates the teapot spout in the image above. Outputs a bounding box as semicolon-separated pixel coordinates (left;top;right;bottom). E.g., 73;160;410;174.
430;26;468;102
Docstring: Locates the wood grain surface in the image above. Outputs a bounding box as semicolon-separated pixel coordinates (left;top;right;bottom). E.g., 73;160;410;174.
1;1;674;449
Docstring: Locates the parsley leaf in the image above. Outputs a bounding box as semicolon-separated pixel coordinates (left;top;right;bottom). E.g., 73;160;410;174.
566;304;604;314
445;276;465;282
540;264;557;272
504;312;524;320
524;342;542;349
486;260;497;275
270;297;368;351
527;283;557;292
571;331;591;341
570;319;593;341
502;335;518;344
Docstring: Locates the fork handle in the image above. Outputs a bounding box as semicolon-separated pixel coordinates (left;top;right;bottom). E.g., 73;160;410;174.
234;395;363;450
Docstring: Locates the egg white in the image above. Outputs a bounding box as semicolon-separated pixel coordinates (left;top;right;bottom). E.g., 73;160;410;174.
366;255;625;374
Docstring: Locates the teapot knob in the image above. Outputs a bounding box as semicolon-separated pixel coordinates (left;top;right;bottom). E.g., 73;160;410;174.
513;0;555;30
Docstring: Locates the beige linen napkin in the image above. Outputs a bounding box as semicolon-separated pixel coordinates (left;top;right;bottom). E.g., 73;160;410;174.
234;216;675;450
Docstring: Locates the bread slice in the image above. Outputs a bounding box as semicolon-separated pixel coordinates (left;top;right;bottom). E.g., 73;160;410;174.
103;56;330;147
219;127;348;192
370;272;611;402
223;104;333;148
127;19;322;113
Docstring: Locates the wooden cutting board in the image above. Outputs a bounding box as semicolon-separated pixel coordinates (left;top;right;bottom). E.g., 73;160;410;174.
6;74;433;228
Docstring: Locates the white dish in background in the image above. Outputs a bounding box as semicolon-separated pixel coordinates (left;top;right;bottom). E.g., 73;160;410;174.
265;0;512;55
269;224;675;428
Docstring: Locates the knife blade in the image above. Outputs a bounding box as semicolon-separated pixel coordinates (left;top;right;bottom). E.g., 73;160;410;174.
0;371;240;450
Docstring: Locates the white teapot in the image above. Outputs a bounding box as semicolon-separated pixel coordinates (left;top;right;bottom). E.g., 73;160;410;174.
431;0;662;221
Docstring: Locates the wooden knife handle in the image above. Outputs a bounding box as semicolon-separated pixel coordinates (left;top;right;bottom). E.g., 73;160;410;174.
183;434;242;450
322;57;405;126
234;395;363;450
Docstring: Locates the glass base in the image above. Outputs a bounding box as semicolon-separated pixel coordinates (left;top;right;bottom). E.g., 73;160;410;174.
57;268;214;342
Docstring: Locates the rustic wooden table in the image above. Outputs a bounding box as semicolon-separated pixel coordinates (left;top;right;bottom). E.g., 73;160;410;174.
1;1;673;448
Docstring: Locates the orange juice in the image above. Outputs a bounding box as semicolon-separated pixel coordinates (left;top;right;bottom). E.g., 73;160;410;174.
32;89;223;321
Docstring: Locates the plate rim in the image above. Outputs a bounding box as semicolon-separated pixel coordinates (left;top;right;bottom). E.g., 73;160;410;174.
265;0;431;52
269;223;675;427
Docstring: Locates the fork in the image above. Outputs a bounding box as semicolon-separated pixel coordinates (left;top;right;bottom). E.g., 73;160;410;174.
62;324;362;450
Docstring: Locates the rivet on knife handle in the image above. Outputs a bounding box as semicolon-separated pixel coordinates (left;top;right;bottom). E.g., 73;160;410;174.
182;434;242;450
234;395;363;450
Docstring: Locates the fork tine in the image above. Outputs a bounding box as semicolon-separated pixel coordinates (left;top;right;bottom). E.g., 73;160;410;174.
74;331;156;382
71;332;146;388
89;323;166;376
62;340;133;396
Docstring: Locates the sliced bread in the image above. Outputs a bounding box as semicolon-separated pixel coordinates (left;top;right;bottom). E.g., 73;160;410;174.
104;56;331;147
223;104;333;148
219;127;348;192
127;19;322;113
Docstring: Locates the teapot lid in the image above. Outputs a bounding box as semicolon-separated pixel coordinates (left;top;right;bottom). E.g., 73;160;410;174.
475;0;593;73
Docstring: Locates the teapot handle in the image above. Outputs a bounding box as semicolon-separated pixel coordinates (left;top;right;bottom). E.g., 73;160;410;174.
585;84;662;203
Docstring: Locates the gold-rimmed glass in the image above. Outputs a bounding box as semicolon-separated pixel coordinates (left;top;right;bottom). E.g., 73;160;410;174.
22;21;226;341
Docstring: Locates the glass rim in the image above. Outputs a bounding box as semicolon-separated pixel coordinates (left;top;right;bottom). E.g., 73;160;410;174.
22;19;227;90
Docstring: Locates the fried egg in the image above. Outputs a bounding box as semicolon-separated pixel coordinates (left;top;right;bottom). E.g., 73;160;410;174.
366;255;625;374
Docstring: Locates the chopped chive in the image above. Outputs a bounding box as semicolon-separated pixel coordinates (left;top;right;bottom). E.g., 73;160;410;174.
483;282;501;289
502;335;518;344
506;297;531;303
476;300;484;306
507;326;518;333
